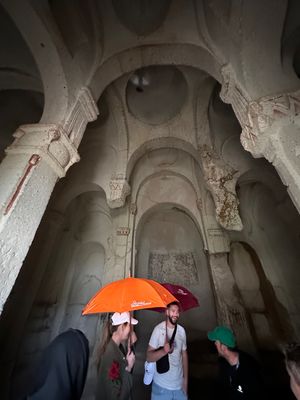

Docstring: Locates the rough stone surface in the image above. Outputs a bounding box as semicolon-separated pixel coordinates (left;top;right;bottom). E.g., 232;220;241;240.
0;1;300;398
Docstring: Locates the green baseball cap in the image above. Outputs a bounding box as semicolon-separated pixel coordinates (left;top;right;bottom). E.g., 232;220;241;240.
207;326;236;348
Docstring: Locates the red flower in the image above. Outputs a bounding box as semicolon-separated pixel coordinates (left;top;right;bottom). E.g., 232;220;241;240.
108;360;120;381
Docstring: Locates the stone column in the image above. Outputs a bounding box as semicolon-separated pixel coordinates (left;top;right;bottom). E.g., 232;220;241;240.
209;252;256;352
0;210;66;397
200;198;255;351
0;88;98;313
220;64;300;213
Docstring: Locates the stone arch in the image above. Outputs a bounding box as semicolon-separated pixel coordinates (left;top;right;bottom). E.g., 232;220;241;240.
106;84;129;173
53;182;107;214
52;139;118;213
126;137;201;180
90;44;222;101
194;76;218;149
133;172;208;252
136;201;203;245
135;174;201;221
133;170;201;204
237;167;287;204
1;0;70;122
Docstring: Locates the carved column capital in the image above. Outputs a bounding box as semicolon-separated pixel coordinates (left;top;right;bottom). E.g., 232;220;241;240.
108;176;131;209
220;64;250;129
220;64;300;154
6;124;79;177
241;90;300;154
64;86;99;148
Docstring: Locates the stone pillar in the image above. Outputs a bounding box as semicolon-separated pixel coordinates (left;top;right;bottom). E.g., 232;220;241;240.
200;192;254;349
220;64;300;213
209;252;256;352
0;88;98;313
0;210;66;397
199;145;243;231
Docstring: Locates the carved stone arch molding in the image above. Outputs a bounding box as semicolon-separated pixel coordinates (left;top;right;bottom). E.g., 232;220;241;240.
134;172;208;252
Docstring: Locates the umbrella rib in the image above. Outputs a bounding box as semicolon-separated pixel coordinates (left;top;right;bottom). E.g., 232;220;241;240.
120;282;125;313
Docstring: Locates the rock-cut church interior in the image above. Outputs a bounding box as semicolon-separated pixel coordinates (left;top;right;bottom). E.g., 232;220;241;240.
0;0;300;398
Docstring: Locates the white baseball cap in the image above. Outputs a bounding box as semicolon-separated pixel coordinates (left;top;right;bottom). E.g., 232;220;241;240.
143;361;155;385
111;312;138;326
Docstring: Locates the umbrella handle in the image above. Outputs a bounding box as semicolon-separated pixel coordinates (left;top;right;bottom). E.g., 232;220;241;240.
128;311;135;354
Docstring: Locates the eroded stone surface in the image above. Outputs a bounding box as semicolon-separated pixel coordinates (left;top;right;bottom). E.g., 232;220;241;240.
200;146;243;231
1;2;300;399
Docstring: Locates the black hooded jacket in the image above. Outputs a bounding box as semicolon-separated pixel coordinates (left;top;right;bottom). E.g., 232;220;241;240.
26;329;89;400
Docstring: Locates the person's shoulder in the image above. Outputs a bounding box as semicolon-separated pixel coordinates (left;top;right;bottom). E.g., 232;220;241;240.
151;321;165;334
177;324;186;334
105;338;120;355
155;321;166;329
239;350;260;368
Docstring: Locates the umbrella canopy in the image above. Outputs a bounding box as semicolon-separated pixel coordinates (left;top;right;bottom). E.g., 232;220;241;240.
82;277;178;314
151;283;199;312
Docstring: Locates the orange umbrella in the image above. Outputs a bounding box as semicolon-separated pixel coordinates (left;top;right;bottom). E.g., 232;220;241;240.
82;277;178;314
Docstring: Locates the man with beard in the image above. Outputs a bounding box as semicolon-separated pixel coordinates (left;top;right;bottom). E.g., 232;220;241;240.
146;302;188;400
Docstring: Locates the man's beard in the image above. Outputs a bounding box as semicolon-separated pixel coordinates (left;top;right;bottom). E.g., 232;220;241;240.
168;316;178;325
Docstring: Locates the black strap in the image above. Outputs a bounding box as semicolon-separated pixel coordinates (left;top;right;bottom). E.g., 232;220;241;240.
169;324;177;346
